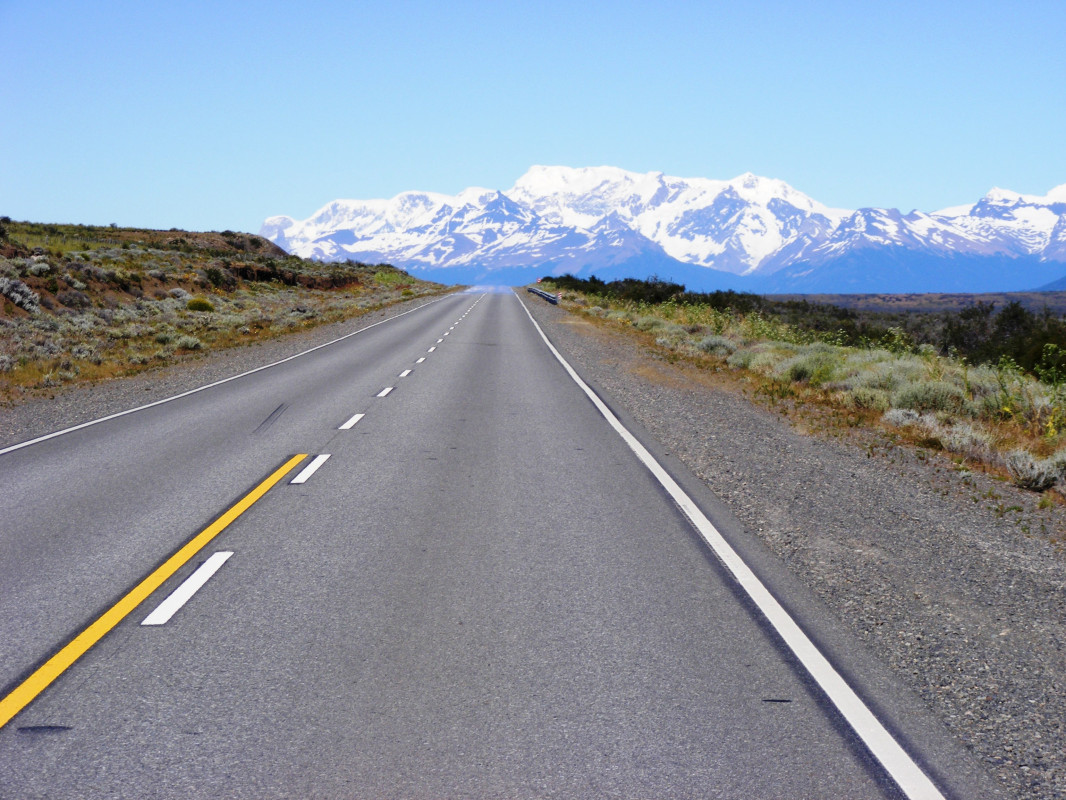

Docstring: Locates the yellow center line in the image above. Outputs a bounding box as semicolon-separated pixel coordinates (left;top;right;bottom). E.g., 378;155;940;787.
0;453;309;730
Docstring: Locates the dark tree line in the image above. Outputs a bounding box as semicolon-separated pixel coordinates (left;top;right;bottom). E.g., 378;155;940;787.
546;274;1066;379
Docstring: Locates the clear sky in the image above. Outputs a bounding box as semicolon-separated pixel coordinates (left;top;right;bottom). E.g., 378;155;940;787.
2;0;1063;233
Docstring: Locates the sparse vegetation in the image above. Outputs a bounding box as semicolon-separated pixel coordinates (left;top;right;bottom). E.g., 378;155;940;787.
0;219;452;404
542;274;1066;493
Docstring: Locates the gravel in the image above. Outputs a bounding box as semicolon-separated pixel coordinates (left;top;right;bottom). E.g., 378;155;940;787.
525;298;1065;800
3;290;1063;798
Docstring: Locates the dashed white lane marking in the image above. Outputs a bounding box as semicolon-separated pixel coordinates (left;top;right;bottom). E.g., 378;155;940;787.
0;296;450;457
443;332;449;336
399;369;412;378
291;454;330;484
515;293;947;800
376;387;394;397
428;346;437;352
141;551;234;626
339;412;365;430
416;357;426;364
436;338;444;343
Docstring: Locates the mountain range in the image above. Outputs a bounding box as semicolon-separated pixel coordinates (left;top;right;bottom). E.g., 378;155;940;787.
260;166;1066;293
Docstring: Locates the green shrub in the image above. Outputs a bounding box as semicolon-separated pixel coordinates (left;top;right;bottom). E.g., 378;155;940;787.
893;380;965;412
846;387;890;411
727;346;765;369
186;297;214;312
775;350;839;385
175;335;202;350
634;315;666;332
697;334;736;355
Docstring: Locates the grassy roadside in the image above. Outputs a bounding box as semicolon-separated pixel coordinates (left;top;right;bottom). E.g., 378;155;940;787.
538;277;1066;512
0;219;455;405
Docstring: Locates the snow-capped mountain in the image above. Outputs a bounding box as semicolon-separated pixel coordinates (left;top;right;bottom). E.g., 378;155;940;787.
261;167;1066;293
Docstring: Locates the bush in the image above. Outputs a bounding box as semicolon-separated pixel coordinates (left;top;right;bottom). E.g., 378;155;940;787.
1004;450;1059;491
633;315;666;332
893;380;965;412
175;335;202;350
942;423;993;459
697;334;736;355
882;408;921;427
727;346;763;369
0;277;40;313
846;387;890;411
186;297;214;312
56;289;91;309
775;350;839;385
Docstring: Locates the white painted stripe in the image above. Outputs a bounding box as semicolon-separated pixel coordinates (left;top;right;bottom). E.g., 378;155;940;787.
339;412;365;430
399;369;412;378
377;387;393;397
436;338;444;343
416;357;426;364
0;296;452;457
443;332;449;336
515;293;946;800
290;454;330;484
141;551;234;625
428;346;436;352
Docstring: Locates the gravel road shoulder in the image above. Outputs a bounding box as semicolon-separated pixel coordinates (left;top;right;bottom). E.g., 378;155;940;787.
524;295;1065;800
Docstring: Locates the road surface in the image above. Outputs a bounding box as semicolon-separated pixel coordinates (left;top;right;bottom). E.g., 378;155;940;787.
0;290;995;798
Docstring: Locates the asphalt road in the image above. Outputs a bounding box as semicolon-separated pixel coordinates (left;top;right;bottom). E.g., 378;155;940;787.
0;290;995;798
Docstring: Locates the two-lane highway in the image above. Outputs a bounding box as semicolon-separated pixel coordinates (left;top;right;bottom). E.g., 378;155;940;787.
1;291;990;797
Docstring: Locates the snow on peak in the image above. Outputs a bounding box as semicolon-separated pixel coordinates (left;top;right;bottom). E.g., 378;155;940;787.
982;187;1026;206
260;166;1066;284
980;185;1066;207
1045;184;1066;203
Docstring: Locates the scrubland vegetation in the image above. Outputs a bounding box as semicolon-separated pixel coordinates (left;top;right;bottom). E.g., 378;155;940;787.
0;218;449;403
544;274;1066;497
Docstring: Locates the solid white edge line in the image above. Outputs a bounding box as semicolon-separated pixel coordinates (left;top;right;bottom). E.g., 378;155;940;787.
514;292;946;800
0;295;455;457
377;387;393;397
141;551;234;626
339;412;365;430
290;453;330;484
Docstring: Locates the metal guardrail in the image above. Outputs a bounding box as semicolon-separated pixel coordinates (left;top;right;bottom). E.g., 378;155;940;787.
527;287;559;304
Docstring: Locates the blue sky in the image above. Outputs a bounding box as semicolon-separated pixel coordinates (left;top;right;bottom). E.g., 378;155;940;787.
2;0;1063;233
